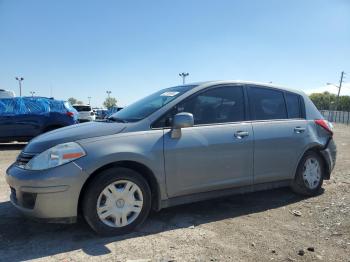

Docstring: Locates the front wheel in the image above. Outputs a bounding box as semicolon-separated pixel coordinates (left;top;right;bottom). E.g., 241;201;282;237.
291;151;324;196
82;167;152;236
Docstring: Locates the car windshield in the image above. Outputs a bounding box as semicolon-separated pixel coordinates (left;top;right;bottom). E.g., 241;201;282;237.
110;85;196;122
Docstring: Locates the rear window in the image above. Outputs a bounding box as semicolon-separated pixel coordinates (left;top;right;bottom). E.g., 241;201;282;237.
285;92;302;119
249;86;287;120
73;105;91;112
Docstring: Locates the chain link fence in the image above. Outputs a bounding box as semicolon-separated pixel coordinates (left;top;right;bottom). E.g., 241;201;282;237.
320;110;350;125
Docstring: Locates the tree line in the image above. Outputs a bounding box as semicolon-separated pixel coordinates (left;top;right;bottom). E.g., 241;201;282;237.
68;96;117;109
309;92;350;112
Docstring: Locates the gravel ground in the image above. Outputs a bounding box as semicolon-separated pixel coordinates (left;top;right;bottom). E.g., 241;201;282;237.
0;124;349;262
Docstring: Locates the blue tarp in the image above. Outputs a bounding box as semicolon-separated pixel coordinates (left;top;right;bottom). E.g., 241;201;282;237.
0;97;76;116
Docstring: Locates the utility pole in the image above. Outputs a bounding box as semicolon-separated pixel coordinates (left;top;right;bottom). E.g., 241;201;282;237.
334;71;345;112
88;96;92;105
106;91;111;98
15;77;24;96
179;72;189;85
30;91;35;97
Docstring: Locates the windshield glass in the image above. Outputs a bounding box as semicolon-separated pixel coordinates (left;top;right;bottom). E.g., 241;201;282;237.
110;85;195;122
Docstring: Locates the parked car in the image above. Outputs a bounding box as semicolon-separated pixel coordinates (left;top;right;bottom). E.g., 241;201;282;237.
6;81;336;236
105;106;123;118
0;97;78;142
0;89;15;98
73;104;96;122
95;109;108;120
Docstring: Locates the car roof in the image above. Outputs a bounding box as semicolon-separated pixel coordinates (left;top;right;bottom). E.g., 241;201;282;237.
189;80;306;96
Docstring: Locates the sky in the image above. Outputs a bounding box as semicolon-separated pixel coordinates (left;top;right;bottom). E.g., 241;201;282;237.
0;0;349;107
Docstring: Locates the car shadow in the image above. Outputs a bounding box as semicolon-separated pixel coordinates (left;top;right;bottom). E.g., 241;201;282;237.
0;187;307;261
0;143;26;151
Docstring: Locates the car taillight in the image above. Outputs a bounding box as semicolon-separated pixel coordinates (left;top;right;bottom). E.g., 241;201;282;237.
66;111;74;117
315;119;333;136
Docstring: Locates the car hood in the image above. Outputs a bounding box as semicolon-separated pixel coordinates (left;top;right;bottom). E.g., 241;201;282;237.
24;121;126;153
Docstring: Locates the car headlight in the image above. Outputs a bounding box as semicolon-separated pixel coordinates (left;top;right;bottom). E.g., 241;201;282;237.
25;142;86;170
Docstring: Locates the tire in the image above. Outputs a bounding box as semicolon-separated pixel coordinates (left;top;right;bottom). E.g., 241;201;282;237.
291;151;324;196
82;167;152;236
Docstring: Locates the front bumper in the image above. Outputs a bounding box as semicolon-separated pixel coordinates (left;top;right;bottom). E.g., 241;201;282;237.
6;161;88;222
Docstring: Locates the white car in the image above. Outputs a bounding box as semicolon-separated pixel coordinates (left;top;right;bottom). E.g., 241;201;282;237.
73;104;96;122
0;89;15;98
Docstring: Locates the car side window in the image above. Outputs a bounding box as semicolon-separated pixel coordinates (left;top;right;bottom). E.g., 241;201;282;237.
285;92;302;119
23;99;47;114
153;86;245;127
249;86;287;120
0;99;18;116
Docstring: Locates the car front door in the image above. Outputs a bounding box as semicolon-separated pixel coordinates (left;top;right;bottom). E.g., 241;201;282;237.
0;99;19;140
159;85;254;198
248;86;308;184
14;99;44;138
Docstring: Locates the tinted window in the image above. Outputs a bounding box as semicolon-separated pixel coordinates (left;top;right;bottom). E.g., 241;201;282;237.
249;87;287;120
153;86;245;127
285;93;301;119
73;105;92;112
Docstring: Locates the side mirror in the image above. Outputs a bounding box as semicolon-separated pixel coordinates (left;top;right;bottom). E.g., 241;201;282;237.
171;112;194;139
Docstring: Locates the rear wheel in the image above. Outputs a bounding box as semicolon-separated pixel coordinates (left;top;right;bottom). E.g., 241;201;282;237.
291;151;324;196
82;167;151;236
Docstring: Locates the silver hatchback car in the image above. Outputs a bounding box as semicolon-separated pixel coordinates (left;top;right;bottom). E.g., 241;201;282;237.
6;81;336;235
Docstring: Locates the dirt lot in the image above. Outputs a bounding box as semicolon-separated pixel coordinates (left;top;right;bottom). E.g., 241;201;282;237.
0;124;349;262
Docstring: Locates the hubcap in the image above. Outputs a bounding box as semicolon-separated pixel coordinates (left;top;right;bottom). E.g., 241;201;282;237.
302;157;321;189
97;180;143;228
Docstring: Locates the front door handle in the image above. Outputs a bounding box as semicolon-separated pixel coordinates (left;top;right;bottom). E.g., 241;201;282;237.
234;131;249;139
294;127;306;133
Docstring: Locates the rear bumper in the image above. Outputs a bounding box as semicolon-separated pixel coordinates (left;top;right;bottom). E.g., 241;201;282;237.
6;161;88;222
320;138;337;179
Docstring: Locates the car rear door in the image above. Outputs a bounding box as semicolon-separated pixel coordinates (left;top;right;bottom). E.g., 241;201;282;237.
248;86;308;184
160;85;254;198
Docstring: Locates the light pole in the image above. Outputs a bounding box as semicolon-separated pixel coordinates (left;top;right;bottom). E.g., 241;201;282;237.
15;77;24;96
88;96;92;105
30;91;35;97
106;91;111;98
327;71;346;112
179;72;189;85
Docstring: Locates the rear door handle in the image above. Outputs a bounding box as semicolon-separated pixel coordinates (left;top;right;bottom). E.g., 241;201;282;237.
234;131;249;139
294;127;306;133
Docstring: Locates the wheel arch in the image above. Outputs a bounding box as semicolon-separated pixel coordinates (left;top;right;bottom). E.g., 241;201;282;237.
295;144;331;180
78;160;162;215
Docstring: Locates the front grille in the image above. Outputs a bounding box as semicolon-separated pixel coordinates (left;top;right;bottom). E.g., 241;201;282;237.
16;152;36;167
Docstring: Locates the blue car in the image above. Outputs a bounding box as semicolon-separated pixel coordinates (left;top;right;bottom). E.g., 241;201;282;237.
0;97;78;142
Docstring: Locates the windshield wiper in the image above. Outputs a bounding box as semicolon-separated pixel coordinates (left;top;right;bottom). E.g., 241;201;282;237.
107;116;128;123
